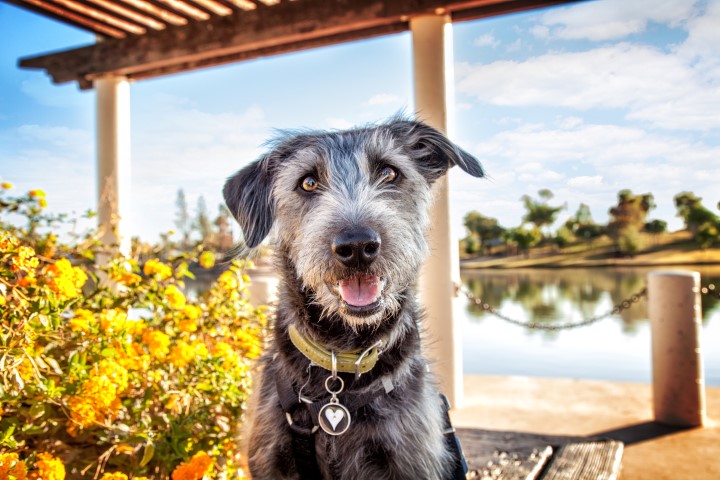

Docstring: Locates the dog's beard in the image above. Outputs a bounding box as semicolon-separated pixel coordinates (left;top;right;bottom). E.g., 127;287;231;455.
303;274;404;330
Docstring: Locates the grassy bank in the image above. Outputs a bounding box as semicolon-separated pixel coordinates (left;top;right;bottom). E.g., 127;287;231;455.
461;231;720;269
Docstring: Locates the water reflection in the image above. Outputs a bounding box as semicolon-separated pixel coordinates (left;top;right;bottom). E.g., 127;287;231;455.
463;267;720;332
460;266;720;385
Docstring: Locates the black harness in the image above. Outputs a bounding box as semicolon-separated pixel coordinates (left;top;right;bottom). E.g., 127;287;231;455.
276;371;468;479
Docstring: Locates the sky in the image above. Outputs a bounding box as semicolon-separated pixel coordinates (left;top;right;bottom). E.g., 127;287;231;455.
1;0;719;244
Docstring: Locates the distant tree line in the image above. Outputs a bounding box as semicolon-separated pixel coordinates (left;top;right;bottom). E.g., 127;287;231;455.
132;188;235;260
461;189;720;257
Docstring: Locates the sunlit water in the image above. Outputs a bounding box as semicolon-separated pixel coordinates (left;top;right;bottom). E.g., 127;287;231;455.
460;266;720;386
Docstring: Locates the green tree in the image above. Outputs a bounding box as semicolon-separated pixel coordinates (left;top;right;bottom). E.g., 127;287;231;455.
607;189;655;255
194;195;212;245
552;225;574;250
175;188;192;250
505;226;542;257
674;191;719;234
644;219;667;234
463;211;505;255
565;203;604;243
521;189;564;239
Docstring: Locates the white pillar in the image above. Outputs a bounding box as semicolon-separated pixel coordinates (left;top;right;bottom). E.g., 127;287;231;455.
411;14;463;408
648;271;706;427
96;77;131;257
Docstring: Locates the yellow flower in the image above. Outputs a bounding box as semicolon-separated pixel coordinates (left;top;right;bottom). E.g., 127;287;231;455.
99;473;128;480
11;246;39;273
1;181;13;189
143;259;172;280
38;198;48;209
0;231;19;251
213;341;239;369
46;259;87;300
66;365;126;435
0;294;5;306
69;308;95;332
0;452;27;480
28;189;46;199
199;251;215;269
99;309;143;335
29;452;64;480
171;451;213;480
169;341;195;368
164;285;186;310
178;305;201;332
217;270;238;291
169;340;207;369
142;330;170;358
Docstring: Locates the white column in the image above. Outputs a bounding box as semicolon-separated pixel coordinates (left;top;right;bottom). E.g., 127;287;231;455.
411;14;463;408
96;77;131;257
648;271;706;427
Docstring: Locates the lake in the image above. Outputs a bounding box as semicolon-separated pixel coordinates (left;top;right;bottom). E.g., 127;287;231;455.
459;266;720;386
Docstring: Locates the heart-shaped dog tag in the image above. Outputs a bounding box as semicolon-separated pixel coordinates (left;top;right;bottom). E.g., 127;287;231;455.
319;401;351;435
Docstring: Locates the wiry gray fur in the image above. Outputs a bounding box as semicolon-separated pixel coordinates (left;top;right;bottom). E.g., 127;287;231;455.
224;116;484;479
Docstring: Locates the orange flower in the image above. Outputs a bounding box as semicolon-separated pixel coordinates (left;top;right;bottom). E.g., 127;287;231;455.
28;189;46;199
28;452;64;480
0;452;27;480
1;181;13;189
171;451;213;480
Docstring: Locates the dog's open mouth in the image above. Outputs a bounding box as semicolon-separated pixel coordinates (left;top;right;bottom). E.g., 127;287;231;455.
337;274;384;315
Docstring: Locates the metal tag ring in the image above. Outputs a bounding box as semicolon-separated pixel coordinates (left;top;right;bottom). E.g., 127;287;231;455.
324;375;344;395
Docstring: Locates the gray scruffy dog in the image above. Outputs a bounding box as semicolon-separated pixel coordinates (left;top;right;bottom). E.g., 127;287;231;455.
223;116;483;479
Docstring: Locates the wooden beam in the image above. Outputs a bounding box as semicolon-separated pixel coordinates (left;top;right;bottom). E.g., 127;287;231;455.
19;0;580;86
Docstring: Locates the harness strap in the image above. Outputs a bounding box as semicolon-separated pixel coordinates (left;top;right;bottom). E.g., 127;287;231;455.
277;374;467;480
440;393;469;480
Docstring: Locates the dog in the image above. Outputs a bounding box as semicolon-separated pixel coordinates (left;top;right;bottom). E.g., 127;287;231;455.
223;116;484;479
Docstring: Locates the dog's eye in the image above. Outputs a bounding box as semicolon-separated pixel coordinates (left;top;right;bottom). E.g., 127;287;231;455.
379;166;398;184
300;175;319;192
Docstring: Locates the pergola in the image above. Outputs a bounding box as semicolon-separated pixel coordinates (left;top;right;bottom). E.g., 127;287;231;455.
5;0;579;407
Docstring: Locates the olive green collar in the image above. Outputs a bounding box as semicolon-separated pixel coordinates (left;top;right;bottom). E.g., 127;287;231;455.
288;324;382;379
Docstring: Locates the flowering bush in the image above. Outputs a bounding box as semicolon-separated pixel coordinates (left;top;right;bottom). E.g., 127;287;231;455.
0;184;265;479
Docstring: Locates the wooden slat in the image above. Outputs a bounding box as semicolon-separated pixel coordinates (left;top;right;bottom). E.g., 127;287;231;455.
14;0;127;37
218;0;255;11
156;0;208;20
540;441;624;480
187;0;232;15
87;0;166;29
117;0;187;24
47;0;148;33
18;0;581;86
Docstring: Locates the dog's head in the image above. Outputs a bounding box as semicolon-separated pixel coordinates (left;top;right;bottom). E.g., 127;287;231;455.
224;117;483;327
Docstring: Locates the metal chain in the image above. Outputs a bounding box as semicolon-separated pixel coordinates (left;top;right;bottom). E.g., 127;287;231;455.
701;283;719;299
461;286;648;331
462;280;719;331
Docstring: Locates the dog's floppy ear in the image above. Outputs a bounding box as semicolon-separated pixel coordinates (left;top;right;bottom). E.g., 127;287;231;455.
387;119;484;183
223;155;275;248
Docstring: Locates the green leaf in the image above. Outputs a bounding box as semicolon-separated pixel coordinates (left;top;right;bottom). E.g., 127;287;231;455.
140;441;155;467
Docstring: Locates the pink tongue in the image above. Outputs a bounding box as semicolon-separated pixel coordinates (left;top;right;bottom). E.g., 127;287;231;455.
339;275;380;307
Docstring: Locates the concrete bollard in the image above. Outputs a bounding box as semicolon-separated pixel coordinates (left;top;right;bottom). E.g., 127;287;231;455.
648;270;706;427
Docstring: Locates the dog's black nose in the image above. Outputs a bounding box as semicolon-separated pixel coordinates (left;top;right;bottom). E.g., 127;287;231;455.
332;227;381;268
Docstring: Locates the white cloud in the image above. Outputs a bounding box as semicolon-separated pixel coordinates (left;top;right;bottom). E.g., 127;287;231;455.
567;175;604;188
474;33;500;48
325;117;355;129
456;42;720;131
534;0;699;41
365;93;401;106
129;96;272;239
